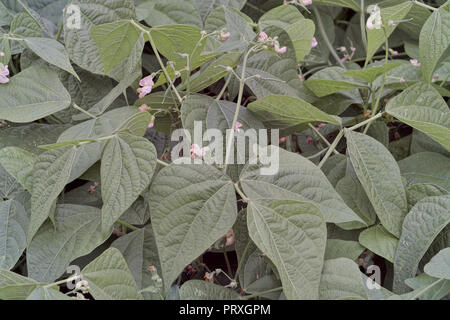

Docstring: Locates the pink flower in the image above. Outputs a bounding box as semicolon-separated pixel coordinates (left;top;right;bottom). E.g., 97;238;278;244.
139;104;149;112
190;144;209;159
300;0;312;5
137;86;152;99
340;54;350;63
0;64;9;84
219;31;231;42
389;48;399;56
148;122;154;129
317;123;325;130
307;137;314;145
235;122;243;131
298;74;304;82
204;272;215;283
258;31;269;42
311;37;318;48
275;45;287;54
279;137;287;143
410;59;421;67
0;52;4;57
224;229;235;246
139;75;154;87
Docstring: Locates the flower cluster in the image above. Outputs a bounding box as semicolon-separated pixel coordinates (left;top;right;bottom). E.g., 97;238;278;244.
257;31;287;54
0;63;10;84
137;75;154;99
218;30;231;42
366;5;382;30
190;144;209;159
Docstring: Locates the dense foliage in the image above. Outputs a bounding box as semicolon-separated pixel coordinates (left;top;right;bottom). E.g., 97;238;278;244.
0;0;449;300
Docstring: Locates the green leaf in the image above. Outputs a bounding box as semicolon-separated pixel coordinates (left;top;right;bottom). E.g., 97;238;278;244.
27;204;109;283
393;194;450;293
365;2;413;63
247;198;326;300
240;146;366;229
403;273;450;300
312;0;360;11
111;225;161;293
345;130;408;237
0;147;37;191
324;239;365;261
185;52;241;93
0;66;71;123
424;248;450;280
398;152;450;191
81;247;143;300
24;37;80;80
179;280;240;300
247;95;341;133
136;0;202;28
101;133;157;234
406;183;448;209
91;20;142;74
28;146;77;244
344;62;403;83
419;5;450;82
149;164;237;289
304;67;367;97
0;270;40;300
335;175;377;227
63;0;140;81
9;12;43;38
319;258;368;300
359;225;398;263
0;200;28;270
386;82;450;151
26;287;73;300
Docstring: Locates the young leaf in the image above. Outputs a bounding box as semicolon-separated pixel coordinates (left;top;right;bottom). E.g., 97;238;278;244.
24;37;80;80
27;204;110;283
0;66;71;123
386;82;450;151
91;20;142;74
149;164;237;289
247;198;326;300
136;0;202;28
101;133;157;234
179;280;240;300
26;287;73;300
406;183;448;209
419;4;450;82
28;146;78;244
247;95;341;132
345;130;408;237
0;200;28;270
81;247;144;300
424;248;450;280
393;195;450;293
324;239;365;261
359;225;398;263
343;62;403;83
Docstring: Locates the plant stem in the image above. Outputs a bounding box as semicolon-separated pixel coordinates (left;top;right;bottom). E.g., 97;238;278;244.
243;287;283;299
308;123;340;155
312;7;346;69
44;275;81;288
412;1;437;11
224;47;253;172
216;73;233;101
72;103;97;119
157;159;170;167
349;112;384;131
223;246;233;278
234;183;249;202
410;278;444;300
233;240;251;281
116;219;138;231
318;131;344;169
360;0;368;52
55;20;64;41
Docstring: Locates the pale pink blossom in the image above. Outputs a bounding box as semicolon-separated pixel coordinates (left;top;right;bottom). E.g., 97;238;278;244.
219;31;231;42
258;31;269;42
190;144;209;159
139;75;154;87
317;123;325;130
204;272;215;283
137;86;152;99
0;52;4;57
0;64;9;84
279;137;287;143
235;122;243;131
148;122;154;129
340;54;350;63
432;74;439;82
311;37;318;48
410;59;421;67
139;104;149;112
300;0;312;5
389;48;399;56
224;229;235;246
275;45;287;54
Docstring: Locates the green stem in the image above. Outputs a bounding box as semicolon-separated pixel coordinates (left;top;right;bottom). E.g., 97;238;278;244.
223;247;233;278
308;123;339;155
224;47;253;172
234;183;249;203
234;240;251;281
243;287;283;300
350;112;384;131
440;73;450;87
216;73;233;101
157;159;170;167
412;1;437;11
44;275;81;288
312;7;346;69
116;219;138;231
318;131;344;169
55;20;64;41
72;103;97;119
